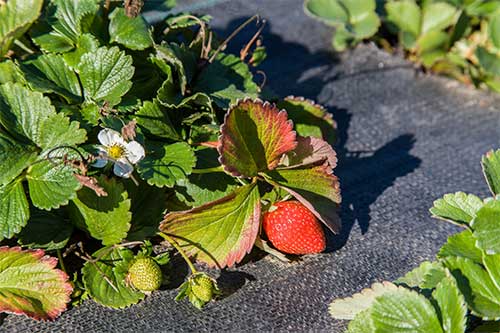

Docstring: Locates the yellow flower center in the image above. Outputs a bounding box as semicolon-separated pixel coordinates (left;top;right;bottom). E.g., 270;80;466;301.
107;144;126;159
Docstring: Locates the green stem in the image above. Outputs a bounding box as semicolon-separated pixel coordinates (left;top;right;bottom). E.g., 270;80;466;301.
57;249;67;274
157;232;198;274
191;166;224;174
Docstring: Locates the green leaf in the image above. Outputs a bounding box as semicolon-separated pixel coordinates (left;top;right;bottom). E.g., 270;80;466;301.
430;192;483;227
50;0;99;43
125;180;166;241
0;0;43;56
27;161;80;210
332;25;353;51
23;54;82;102
371;287;444;333
70;176;131;246
432;276;467;333
0;181;29;241
138;142;196;188
160;182;261;268
471;199;500;255
0;60;25;84
0;247;72;320
421;2;457;34
109;8;152;50
304;0;349;26
351;11;380;39
193;53;259;108
154;43;196;96
438;230;483;263
482;253;500;297
445;256;500;319
18;208;73;251
347;309;375;333
0;133;37;186
395;261;444;288
0;83;85;151
82;247;144;308
341;0;376;22
281;136;337;170
63;33;99;68
490;12;500;49
481;149;500;195
329;281;398;320
135;100;180;140
263;163;341;233
385;0;421;37
219;99;297;177
418;31;449;54
277;97;336;146
79;46;134;105
477;47;500;77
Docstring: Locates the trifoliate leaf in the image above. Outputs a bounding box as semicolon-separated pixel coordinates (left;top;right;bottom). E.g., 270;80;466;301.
385;0;421;38
218;99;297;177
18;208;73;251
0;133;37;186
193;53;259;108
79;46;134;105
471;199;500;255
263;162;341;233
430;192;483;227
82;247;144;309
0;246;72;320
0;0;43;56
371;286;444;333
438;230;483;263
0;181;29;241
481;149;500;195
445;256;500;319
27;161;80;210
160;182;261;268
421;2;457;35
395;261;445;289
135;100;180;140
277;96;336;145
109;8;152;50
22;54;82;102
432;276;467;333
70;176;131;246
137;141;196;188
329;281;398;320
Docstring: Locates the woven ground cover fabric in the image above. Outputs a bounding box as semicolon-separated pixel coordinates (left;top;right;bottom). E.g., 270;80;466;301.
4;0;500;332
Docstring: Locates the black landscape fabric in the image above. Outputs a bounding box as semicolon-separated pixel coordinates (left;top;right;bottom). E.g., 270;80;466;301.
5;0;500;332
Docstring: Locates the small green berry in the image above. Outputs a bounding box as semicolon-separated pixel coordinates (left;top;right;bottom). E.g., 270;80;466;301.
128;257;162;292
191;274;216;303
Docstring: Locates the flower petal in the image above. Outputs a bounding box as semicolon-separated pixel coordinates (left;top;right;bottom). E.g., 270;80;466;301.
113;160;134;178
98;128;125;146
125;141;145;164
92;158;108;168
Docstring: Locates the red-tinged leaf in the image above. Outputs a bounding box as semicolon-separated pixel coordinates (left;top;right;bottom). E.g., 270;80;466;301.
218;99;297;177
263;162;341;233
277;96;336;145
281;136;337;173
0;246;72;320
160;183;261;268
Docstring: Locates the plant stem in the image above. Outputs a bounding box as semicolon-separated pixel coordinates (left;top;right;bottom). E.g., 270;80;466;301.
191;166;224;174
57;249;67;274
157;232;198;274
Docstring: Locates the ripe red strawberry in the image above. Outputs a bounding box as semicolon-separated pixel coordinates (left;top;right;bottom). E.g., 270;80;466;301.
262;200;326;255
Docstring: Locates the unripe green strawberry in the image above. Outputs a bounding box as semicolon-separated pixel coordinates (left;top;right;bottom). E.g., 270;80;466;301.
128;257;162;292
191;274;215;303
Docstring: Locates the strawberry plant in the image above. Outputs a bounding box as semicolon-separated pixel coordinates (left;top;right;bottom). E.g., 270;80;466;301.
305;0;500;93
329;149;500;332
0;0;341;320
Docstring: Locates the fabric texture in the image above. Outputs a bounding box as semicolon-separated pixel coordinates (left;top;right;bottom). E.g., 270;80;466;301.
4;0;500;332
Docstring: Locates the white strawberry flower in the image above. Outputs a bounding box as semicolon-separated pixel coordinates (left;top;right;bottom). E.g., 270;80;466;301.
93;128;145;178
